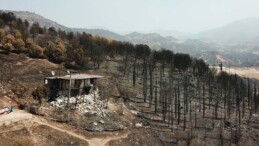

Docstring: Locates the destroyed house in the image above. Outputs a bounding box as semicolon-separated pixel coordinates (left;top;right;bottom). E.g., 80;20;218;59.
44;74;102;101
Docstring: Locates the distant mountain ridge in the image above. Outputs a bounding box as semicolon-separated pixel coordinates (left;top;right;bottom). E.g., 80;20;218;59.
124;32;178;46
8;11;213;54
8;10;71;32
3;10;259;66
7;10;259;45
73;28;125;41
195;18;259;43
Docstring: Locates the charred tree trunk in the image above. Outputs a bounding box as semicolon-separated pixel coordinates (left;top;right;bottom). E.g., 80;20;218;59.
123;51;129;77
133;58;136;87
183;75;187;130
174;87;177;118
162;81;168;122
195;102;197;128
155;70;158;113
215;97;219;119
248;78;251;108
183;104;186;131
203;84;205;118
209;81;212;110
227;88;232;119
171;103;174;131
143;57;147;102
177;79;181;125
254;83;257;114
197;77;202;112
159;65;163;104
149;62;154;105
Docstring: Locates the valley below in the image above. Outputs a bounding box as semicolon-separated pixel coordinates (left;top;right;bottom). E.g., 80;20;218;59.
226;67;259;80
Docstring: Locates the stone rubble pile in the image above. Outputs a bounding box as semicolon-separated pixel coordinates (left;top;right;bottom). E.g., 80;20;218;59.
50;89;107;116
0;84;4;96
0;83;16;99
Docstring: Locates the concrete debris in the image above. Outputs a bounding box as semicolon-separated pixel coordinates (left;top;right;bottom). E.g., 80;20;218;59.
85;118;128;132
0;83;16;115
134;119;150;128
99;120;105;124
0;83;16;99
50;89;107;116
0;107;9;115
141;120;150;127
135;123;143;128
130;110;141;116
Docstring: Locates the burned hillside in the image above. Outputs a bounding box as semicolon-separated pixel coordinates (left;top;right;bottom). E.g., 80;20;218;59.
0;11;259;146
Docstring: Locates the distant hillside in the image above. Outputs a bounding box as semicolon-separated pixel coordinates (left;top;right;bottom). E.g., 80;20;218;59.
9;10;259;45
123;32;216;55
154;30;191;39
125;32;178;44
73;28;125;41
8;10;214;54
8;10;259;66
6;10;71;31
195;18;259;43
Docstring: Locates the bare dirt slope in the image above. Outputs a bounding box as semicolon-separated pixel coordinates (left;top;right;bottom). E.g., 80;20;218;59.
0;110;32;126
227;67;259;80
1;53;259;146
0;109;130;146
0;53;133;146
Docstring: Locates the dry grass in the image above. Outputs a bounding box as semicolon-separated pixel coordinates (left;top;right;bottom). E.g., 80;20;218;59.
226;67;259;80
13;138;34;146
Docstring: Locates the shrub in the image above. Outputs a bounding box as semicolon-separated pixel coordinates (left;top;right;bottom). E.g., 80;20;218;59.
44;41;66;63
118;86;137;101
28;44;44;58
32;85;47;104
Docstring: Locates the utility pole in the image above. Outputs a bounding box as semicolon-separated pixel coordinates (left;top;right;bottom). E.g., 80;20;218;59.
67;70;71;110
67;70;77;110
219;62;223;72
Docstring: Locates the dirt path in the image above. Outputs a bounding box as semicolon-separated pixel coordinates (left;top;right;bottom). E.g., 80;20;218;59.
33;118;129;146
0;110;33;126
0;110;130;146
86;132;129;146
34;118;89;141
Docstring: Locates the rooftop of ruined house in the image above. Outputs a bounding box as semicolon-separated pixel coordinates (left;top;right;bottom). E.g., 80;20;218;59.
45;74;103;80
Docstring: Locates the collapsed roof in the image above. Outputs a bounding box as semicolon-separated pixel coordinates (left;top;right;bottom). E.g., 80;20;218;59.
45;74;102;80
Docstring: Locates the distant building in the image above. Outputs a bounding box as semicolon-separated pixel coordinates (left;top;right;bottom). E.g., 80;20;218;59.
44;74;102;101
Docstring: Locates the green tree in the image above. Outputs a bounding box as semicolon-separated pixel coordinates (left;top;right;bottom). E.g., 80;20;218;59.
13;38;25;52
3;34;15;52
45;41;66;63
30;23;41;38
66;45;86;66
0;28;6;43
28;44;45;58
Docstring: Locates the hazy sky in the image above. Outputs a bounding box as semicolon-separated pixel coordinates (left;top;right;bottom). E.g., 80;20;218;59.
0;0;259;34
